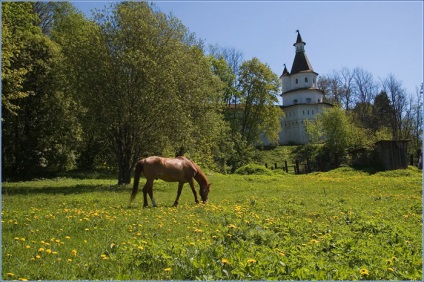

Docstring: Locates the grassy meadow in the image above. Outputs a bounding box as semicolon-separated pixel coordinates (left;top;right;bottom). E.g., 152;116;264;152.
1;167;423;280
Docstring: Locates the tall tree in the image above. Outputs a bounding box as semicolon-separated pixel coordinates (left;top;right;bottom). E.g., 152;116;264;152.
1;2;38;116
55;2;224;183
2;2;81;180
237;58;282;144
372;91;395;134
381;74;407;140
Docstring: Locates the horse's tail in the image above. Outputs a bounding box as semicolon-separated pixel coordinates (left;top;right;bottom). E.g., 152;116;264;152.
130;160;143;204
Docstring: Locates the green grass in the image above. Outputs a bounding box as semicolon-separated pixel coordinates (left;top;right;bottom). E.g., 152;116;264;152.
2;168;422;280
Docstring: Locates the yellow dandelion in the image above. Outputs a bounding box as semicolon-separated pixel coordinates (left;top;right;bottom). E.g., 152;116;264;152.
137;246;143;250
38;247;45;252
7;273;15;277
228;224;236;229
68;258;73;262
52;251;58;255
164;267;172;272
360;268;369;276
35;255;41;259
19;278;28;281
71;249;77;257
221;258;229;264
388;267;394;272
20;238;25;242
247;259;256;263
46;249;52;254
25;245;31;249
65;236;71;239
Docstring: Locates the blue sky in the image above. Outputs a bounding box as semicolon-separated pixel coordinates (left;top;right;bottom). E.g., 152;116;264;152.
73;1;423;100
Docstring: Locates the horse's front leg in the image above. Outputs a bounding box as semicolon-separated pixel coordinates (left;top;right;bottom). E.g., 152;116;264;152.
173;182;184;207
188;179;200;204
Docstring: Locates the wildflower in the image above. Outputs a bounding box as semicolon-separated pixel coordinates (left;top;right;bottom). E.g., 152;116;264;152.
68;258;73;262
65;236;71;239
137;246;143;250
100;254;109;260
221;258;229;264
228;224;236;229
46;249;52;254
38;247;45;252
360;268;369;276
52;251;58;255
25;245;31;249
71;249;77;257
35;255;41;259
388;267;394;272
7;273;15;277
19;278;28;281
164;267;172;272
247;259;256;264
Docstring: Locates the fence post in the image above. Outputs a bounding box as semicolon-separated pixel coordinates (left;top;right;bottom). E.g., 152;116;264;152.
274;163;277;169
295;160;299;174
265;163;268;168
306;158;311;173
284;161;288;173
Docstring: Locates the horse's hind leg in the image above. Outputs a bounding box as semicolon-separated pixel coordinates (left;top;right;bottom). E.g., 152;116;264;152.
147;184;157;207
188;179;200;204
142;180;153;208
173;182;184;207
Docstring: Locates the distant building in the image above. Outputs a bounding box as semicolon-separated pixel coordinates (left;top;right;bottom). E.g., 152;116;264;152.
277;31;332;145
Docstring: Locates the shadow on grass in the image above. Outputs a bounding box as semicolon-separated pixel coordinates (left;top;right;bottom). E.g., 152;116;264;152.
2;183;129;196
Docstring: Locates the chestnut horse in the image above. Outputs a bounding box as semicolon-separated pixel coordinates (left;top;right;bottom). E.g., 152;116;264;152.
129;156;211;207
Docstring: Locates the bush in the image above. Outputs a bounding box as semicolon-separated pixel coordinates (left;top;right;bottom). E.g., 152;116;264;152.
234;164;273;175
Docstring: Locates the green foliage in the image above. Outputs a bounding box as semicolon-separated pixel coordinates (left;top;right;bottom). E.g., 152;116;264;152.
1;2;40;115
2;170;422;280
237;58;282;145
234;164;273;175
305;106;374;165
2;2;82;180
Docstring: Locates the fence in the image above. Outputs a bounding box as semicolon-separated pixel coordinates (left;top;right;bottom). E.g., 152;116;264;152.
265;159;337;175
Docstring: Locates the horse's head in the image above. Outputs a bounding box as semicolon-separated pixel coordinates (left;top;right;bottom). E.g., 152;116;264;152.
199;183;211;203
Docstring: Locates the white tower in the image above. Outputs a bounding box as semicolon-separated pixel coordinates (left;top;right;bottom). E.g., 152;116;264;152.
278;31;332;145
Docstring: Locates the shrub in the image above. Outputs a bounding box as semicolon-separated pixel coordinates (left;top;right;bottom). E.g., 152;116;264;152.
234;164;273;175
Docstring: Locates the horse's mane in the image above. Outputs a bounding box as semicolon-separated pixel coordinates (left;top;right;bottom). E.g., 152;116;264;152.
189;159;209;184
